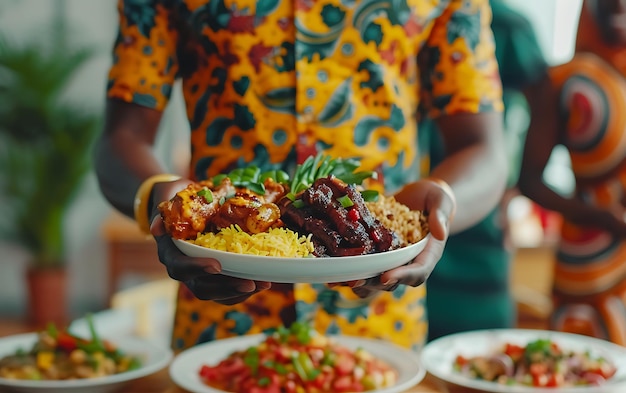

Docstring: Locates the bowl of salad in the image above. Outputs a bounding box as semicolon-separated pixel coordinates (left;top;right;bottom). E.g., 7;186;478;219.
421;329;626;393
0;315;173;393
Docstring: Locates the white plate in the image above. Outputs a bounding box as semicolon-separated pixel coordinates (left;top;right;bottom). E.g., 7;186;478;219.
173;233;430;283
170;334;425;393
421;329;626;393
0;333;173;393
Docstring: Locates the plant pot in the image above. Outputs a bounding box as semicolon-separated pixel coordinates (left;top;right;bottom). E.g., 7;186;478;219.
26;266;68;328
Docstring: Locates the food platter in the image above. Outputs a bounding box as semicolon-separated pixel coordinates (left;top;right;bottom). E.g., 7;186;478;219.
169;334;425;393
421;329;626;393
173;233;429;283
0;333;173;393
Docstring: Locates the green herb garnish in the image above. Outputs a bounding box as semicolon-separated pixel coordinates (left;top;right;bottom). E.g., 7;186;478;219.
337;195;354;208
289;153;379;199
210;167;290;196
197;188;213;203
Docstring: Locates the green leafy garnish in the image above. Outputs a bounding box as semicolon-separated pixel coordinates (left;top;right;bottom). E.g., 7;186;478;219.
289;153;379;198
245;182;266;195
207;153;379;200
46;322;58;339
337;195;354;208
244;346;260;375
212;174;227;185
76;313;108;354
197;188;213;203
86;313;105;352
210;166;289;196
360;189;379;202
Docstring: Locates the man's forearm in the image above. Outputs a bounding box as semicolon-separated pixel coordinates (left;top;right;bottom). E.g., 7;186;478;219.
94;134;165;218
430;144;507;233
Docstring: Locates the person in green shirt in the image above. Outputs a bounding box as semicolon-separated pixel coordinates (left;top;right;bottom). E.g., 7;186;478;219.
422;0;550;341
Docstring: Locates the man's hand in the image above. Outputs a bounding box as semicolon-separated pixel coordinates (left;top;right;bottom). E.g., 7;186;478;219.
149;180;272;305
351;179;455;298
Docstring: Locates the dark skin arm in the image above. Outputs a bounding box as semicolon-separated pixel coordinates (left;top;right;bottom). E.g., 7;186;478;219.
518;74;626;236
94;99;271;305
352;110;507;297
94;99;171;218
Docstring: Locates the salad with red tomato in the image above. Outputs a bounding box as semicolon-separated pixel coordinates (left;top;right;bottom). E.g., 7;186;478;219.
0;315;141;380
453;338;617;388
198;322;397;393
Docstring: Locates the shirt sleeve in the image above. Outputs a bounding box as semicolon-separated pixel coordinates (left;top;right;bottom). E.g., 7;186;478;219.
419;0;504;118
107;0;179;111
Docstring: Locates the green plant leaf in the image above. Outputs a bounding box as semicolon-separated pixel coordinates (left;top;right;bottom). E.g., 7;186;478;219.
0;29;101;267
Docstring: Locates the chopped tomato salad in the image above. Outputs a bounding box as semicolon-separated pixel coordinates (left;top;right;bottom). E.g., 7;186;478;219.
198;323;397;392
453;338;617;388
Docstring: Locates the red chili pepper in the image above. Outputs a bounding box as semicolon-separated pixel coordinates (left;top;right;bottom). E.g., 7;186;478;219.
347;208;360;222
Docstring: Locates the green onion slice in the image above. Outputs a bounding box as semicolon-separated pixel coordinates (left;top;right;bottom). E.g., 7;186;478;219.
360;189;379;202
337;194;354;208
197;188;213;203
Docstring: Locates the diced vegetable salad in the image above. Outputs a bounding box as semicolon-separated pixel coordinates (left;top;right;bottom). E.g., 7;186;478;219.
0;315;141;380
199;322;397;393
453;338;617;388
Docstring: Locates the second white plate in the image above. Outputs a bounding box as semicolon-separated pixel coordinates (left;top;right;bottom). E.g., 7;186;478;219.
0;333;173;393
421;329;626;393
173;234;429;283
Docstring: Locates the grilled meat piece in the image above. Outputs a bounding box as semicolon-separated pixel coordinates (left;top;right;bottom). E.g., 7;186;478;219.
278;201;366;257
302;182;374;253
278;176;401;256
344;184;399;251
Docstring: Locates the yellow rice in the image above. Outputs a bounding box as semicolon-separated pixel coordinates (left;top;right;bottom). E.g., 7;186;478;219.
193;224;315;257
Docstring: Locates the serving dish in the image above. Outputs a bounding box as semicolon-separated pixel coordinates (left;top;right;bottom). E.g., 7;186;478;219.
0;333;173;393
173;233;429;283
169;333;425;393
421;329;626;393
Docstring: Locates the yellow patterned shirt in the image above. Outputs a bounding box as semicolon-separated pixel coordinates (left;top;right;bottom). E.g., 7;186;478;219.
108;0;502;352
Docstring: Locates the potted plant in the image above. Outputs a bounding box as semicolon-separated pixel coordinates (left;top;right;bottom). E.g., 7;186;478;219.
0;29;100;326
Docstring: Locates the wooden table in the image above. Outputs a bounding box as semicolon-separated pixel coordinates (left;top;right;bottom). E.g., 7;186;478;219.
124;368;448;393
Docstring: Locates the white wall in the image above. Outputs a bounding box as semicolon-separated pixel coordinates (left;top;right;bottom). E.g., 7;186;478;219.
505;0;583;66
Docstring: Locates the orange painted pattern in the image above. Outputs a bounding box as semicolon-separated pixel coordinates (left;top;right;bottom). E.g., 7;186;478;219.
549;49;626;346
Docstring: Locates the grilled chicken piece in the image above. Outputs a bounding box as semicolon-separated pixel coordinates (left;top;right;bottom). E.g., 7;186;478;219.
158;179;236;240
210;193;282;234
262;178;288;204
159;177;288;239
